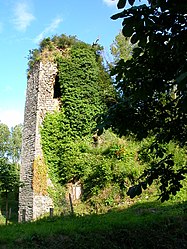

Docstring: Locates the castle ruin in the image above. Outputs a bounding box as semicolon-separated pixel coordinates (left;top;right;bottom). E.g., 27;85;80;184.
18;61;60;221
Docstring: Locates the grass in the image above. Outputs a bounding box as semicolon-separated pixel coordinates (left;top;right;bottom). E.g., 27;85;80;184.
0;200;187;249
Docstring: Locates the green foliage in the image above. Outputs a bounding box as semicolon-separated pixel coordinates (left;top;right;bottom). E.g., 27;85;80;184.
0;123;10;158
101;0;187;200
0;158;21;223
27;49;41;72
27;34;104;72
51;34;79;49
110;32;135;63
110;0;187;141
0;122;22;194
41;36;115;194
38;26;186;208
47;184;70;215
40;112;63;181
27;34;77;72
0;122;22;222
9;124;22;164
128;139;187;202
0;122;22;164
57;44;109;138
43;126;145;209
0;158;20;193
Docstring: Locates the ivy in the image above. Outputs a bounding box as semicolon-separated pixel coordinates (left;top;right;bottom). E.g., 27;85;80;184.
38;34;145;207
40;35;115;188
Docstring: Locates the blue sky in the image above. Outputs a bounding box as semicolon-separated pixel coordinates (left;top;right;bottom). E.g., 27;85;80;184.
0;0;140;127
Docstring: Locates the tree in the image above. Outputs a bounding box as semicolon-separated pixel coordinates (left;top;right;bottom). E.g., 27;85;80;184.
0;122;22;223
9;124;22;165
0;123;10;158
0;158;20;224
110;32;135;63
0;122;22;164
103;0;187;201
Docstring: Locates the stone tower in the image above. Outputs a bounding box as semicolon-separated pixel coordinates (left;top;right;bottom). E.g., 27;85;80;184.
19;61;60;221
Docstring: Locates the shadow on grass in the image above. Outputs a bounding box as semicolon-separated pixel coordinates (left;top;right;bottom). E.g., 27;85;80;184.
0;200;187;248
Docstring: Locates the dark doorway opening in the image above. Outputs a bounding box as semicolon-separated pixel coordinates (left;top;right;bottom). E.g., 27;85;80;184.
53;74;61;98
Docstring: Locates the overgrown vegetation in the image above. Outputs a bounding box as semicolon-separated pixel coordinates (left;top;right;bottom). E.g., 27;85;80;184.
100;0;187;201
38;35;118;208
0;2;187;248
34;26;187;210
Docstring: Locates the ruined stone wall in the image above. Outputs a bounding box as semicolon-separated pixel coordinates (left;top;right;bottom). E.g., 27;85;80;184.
19;61;59;221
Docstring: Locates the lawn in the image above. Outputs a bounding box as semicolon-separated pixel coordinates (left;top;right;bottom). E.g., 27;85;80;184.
0;200;187;249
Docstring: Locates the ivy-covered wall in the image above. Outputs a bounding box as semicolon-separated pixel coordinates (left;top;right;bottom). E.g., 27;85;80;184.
19;34;115;220
41;37;115;185
20;34;186;216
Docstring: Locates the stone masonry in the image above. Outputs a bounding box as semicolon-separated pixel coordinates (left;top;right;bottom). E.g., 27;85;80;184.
18;61;60;221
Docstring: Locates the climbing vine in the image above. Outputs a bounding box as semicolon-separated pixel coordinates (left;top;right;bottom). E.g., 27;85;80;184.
39;35;115;186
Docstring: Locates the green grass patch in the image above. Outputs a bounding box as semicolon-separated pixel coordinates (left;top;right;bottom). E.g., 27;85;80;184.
0;200;187;248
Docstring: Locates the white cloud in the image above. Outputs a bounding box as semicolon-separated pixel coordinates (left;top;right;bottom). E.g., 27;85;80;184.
0;108;24;128
13;1;35;31
34;17;63;44
103;0;118;6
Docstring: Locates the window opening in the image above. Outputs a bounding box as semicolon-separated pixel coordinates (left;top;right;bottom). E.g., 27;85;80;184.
53;74;61;98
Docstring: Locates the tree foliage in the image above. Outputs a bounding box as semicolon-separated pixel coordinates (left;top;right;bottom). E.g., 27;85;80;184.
102;0;187;201
0;123;10;158
0;123;22;221
9;125;22;164
0;123;22;164
0;158;20;194
0;123;22;192
110;32;135;63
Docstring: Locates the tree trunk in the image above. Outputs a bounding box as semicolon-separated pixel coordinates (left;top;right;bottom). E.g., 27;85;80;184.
5;191;8;225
